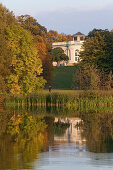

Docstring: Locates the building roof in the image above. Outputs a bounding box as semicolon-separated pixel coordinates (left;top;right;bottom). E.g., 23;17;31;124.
73;32;84;36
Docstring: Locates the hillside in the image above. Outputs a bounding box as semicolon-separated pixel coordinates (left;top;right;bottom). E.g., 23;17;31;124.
52;66;77;90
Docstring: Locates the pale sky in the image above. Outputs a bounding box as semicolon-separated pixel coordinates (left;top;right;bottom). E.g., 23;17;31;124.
1;0;113;34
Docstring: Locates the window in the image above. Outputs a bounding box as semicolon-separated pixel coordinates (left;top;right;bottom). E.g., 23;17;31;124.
75;50;79;56
74;37;77;41
80;36;84;41
75;51;77;56
75;57;78;62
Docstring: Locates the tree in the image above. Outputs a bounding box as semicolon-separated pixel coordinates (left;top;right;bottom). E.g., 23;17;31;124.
80;29;113;73
34;35;47;62
0;33;12;93
87;29;108;38
17;15;47;36
0;4;46;94
78;29;113;89
42;53;53;86
46;30;72;44
72;65;101;90
0;3;16;93
51;47;69;65
34;35;53;85
6;24;46;94
18;15;53;86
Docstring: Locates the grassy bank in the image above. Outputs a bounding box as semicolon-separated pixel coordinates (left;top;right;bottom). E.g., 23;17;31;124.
52;66;77;89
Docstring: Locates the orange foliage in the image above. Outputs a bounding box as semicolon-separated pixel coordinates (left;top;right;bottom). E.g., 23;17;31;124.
34;35;53;85
35;35;47;62
47;30;72;43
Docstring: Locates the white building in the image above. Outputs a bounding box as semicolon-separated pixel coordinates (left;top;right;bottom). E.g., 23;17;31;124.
52;32;85;66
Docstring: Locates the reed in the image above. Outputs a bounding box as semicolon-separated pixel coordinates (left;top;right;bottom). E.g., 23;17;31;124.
5;90;113;112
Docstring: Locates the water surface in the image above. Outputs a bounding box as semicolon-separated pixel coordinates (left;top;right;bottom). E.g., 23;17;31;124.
0;106;113;170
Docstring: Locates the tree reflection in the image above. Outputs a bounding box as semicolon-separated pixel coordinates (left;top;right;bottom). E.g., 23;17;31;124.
81;112;113;153
0;111;49;170
7;112;47;141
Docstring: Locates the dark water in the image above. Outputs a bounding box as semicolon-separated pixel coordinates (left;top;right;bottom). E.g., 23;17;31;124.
0;106;113;170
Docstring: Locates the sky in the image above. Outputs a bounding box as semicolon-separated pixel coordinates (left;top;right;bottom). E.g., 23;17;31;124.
0;0;113;35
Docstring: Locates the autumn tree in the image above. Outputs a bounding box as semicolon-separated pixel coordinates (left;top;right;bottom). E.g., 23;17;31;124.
17;15;47;36
0;34;12;93
46;30;72;45
34;35;53;85
18;15;53;86
0;3;16;93
34;35;47;61
66;34;72;41
6;24;46;94
0;4;46;94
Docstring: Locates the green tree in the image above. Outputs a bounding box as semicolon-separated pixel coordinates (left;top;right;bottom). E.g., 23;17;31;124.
51;47;69;65
72;65;100;90
78;29;113;89
80;29;113;73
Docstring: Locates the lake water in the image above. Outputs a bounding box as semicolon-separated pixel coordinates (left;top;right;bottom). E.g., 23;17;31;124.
0;106;113;170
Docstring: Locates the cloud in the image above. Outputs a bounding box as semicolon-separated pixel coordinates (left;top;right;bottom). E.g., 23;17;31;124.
36;5;113;35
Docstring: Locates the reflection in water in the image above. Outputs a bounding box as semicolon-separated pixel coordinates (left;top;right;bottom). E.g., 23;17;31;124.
0;109;49;170
0;105;113;169
54;117;86;145
0;133;46;170
81;112;113;153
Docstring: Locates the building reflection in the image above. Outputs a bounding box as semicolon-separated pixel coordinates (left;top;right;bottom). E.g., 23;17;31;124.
54;117;86;145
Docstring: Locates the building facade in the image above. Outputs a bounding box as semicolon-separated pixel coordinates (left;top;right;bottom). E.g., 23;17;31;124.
52;32;85;66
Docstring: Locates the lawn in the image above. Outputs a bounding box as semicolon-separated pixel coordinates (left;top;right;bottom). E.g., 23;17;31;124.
52;66;77;90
